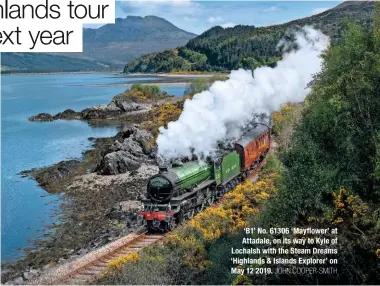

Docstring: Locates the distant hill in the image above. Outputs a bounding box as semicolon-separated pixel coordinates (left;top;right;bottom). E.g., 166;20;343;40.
2;16;196;74
124;1;374;73
1;53;111;74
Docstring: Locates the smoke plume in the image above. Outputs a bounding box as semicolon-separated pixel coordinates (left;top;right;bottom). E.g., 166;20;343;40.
156;26;330;160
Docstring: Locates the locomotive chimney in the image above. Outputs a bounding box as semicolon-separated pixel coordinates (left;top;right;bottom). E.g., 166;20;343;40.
159;166;168;173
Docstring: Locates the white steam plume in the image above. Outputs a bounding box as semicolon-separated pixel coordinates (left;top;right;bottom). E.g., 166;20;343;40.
156;26;330;160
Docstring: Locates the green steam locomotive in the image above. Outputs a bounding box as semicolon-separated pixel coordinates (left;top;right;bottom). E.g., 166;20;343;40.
138;125;271;232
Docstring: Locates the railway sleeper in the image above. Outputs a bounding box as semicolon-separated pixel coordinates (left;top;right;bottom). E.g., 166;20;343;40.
99;257;115;264
66;277;89;285
84;268;105;275
88;265;106;271
134;241;155;245
146;235;164;239
93;261;109;267
119;250;135;256
143;237;163;242
76;268;97;276
127;246;143;250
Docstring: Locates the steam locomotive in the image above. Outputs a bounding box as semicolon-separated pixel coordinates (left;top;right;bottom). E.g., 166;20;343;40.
137;125;271;232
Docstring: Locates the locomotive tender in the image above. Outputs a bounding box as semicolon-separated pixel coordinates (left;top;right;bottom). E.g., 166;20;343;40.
138;125;271;232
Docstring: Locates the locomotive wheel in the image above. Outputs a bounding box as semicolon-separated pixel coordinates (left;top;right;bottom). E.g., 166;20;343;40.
186;209;195;220
196;203;205;213
147;221;154;234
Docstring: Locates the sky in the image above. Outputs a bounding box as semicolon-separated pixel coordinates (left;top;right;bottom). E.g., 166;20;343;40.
112;1;342;34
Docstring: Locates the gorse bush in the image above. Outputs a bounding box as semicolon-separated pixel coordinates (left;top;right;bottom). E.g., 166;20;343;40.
140;102;183;139
115;84;169;102
105;253;139;277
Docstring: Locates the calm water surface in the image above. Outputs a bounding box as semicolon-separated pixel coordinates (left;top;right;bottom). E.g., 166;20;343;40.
1;73;185;263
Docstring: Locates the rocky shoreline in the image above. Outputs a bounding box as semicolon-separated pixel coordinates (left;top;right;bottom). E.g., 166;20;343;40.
29;90;162;123
2;86;183;284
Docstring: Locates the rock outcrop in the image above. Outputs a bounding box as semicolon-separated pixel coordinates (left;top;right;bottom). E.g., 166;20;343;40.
28;113;55;122
19;160;82;192
97;127;155;175
28;88;170;122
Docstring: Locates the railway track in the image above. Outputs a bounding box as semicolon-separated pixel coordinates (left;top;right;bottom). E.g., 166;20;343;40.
28;150;271;285
29;232;165;285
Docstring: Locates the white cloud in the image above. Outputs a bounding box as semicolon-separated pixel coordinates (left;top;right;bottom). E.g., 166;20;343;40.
221;22;236;28
120;0;201;16
208;16;224;23
311;7;329;15
184;16;198;22
262;6;283;13
120;0;192;4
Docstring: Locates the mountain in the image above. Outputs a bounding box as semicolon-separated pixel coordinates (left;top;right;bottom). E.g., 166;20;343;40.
54;16;197;66
2;16;196;73
124;1;375;73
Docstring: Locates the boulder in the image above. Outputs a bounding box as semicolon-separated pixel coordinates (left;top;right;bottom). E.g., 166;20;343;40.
55;109;80;120
110;96;149;112
132;129;155;155
80;108;108;120
23;271;37;280
101;151;141;175
97;127;156;175
58;258;66;264
28;113;54;122
29;269;40;276
132;128;153;143
110;137;143;155
13;277;24;284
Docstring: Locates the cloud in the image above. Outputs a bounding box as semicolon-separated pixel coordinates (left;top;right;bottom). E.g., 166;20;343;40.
208;16;224;23
221;22;236;28
262;5;286;13
120;0;201;16
120;0;192;4
184;16;198;22
311;7;329;15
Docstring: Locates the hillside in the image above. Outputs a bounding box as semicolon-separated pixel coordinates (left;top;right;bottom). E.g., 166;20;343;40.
124;1;374;73
1;53;111;74
2;16;196;73
54;16;196;66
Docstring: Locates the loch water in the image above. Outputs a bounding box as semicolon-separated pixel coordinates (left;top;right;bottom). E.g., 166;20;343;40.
1;73;185;263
